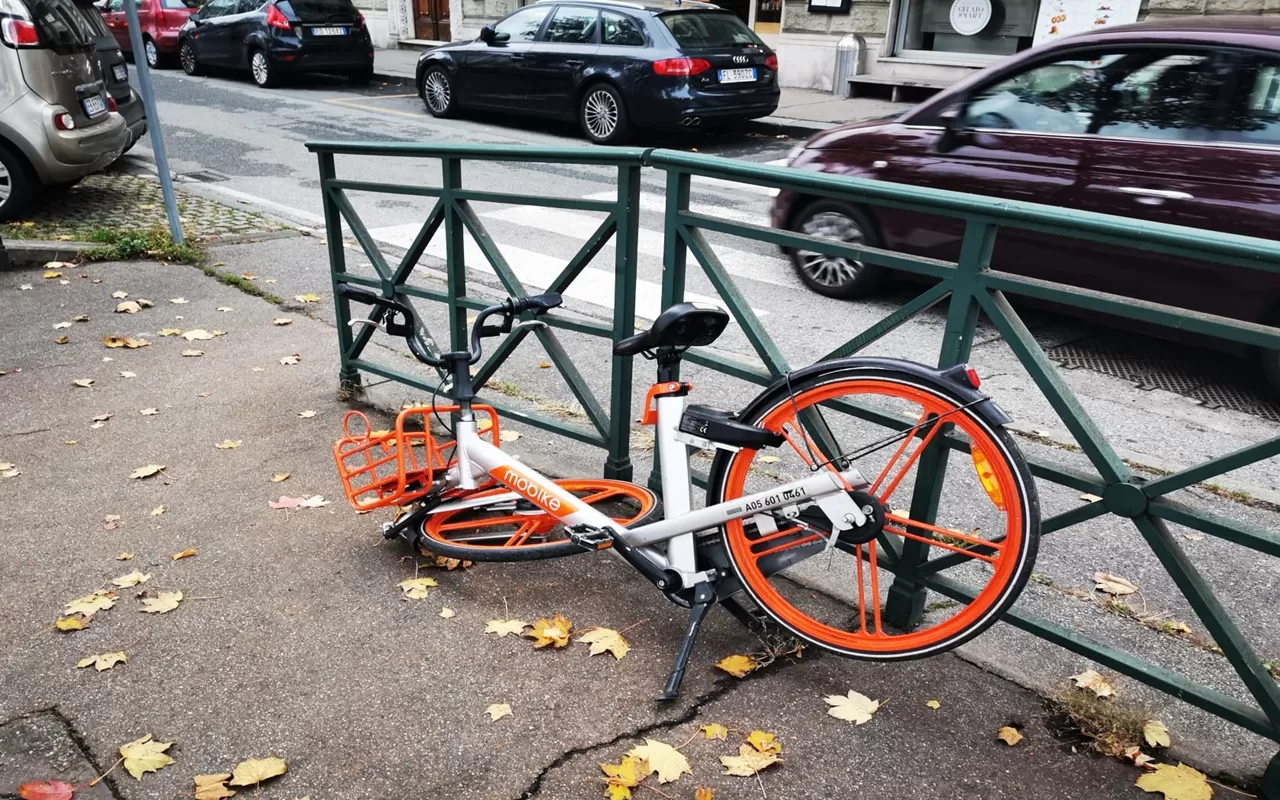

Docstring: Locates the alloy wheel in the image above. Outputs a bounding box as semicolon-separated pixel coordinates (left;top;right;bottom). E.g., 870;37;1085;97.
180;44;195;73
145;39;158;67
0;161;11;206
583;89;617;141
251;52;269;85
424;71;450;114
797;211;867;289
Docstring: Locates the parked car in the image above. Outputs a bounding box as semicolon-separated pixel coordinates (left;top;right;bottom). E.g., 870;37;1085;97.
177;0;374;88
76;0;146;150
773;16;1280;390
99;0;198;68
0;0;128;220
415;0;780;145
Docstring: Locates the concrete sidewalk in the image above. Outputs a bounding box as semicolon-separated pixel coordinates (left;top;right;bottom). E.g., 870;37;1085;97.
0;234;1159;799
372;47;908;135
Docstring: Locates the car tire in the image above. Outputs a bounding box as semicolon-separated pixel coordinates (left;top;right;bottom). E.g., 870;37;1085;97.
579;82;632;146
0;144;34;223
349;67;374;86
420;66;457;118
180;41;202;76
143;36;169;69
250;48;280;88
787;199;885;299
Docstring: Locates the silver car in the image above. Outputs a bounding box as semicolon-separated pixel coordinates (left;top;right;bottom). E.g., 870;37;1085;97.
0;0;128;220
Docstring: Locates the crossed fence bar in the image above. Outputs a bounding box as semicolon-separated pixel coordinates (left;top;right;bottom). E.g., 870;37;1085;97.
307;141;1280;791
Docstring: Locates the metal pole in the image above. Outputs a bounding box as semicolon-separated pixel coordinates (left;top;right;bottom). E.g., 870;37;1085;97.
120;0;183;244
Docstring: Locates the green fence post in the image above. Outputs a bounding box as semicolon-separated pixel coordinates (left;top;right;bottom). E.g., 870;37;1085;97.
649;169;692;494
319;151;359;392
442;157;468;354
1263;753;1279;800
606;163;642;481
884;220;993;629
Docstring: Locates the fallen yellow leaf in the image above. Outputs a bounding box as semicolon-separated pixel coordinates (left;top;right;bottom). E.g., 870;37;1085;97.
115;301;142;314
699;723;728;741
76;651;126;671
715;654;757;678
193;773;236;800
43;269;62;279
140;591;183;614
73;378;95;388
279;354;301;365
1069;669;1115;698
55;616;88;632
485;619;530;637
397;577;437;599
111;569;151;588
499;430;522;442
626;739;690;784
1094;572;1138;596
695;788;713;800
1135;762;1211;800
119;735;175;780
926;699;941;710
55;335;69;344
228;756;287;787
439;607;455;619
65;591;117;618
295;293;321;303
182;349;204;357
576;627;630;660
130;464;165;480
159;328;182;336
272;318;292;326
996;726;1024;746
746;730;782;755
1144;720;1171;748
271;473;290;483
486;703;512;722
600;755;648;798
719;744;779;777
215;440;243;450
526;613;573;648
825;690;880;724
152;505;166;516
172;548;198;561
117;552;134;561
183;329;214;341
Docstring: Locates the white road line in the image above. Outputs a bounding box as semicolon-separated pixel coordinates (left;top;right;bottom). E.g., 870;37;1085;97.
582;191;771;229
480;204;800;291
691;174;780;197
366;222;766;321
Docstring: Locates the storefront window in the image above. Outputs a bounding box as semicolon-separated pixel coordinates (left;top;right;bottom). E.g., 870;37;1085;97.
895;0;1038;59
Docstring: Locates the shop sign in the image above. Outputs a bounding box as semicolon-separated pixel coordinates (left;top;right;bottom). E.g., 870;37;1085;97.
949;0;992;36
1033;0;1141;45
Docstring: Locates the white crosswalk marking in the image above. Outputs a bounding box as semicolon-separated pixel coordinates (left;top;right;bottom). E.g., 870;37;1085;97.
582;190;772;229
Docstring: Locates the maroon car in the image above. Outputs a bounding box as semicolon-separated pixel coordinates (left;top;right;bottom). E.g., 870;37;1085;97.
101;0;201;68
772;16;1280;389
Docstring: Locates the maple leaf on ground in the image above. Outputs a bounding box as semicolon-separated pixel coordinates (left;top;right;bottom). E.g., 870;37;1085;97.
439;607;455;619
695;788;713;800
17;780;75;800
117;552;134;561
1144;720;1171;748
600;755;648;799
228;757;287;787
715;654;757;678
173;548;198;561
1135;763;1212;800
397;577;437;600
76;651;127;671
159;328;182;336
719;744;779;777
215;440;243;450
298;410;317;418
129;464;165;480
526;613;573;648
279;354;301;365
1070;669;1116;698
996;726;1024;746
116;301;142;314
111;569;151;588
111;290;129;299
626;739;690;784
140;591;183;614
295;293;321;303
272;318;292;326
140;408;159;416
485;619;530;637
193;773;236;800
746;730;782;754
1094;572;1139;596
119;735;175;780
183;329;214;341
55;616;88;632
826;691;881;724
271;473;290;483
486;703;512;722
65;590;117;618
700;723;728;741
926;700;941;710
576;627;630;660
1125;747;1158;769
73;378;95;388
152;505;165;516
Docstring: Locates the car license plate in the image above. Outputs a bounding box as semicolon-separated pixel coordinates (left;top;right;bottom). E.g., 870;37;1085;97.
113;64;127;82
82;94;107;116
718;68;756;84
311;26;347;35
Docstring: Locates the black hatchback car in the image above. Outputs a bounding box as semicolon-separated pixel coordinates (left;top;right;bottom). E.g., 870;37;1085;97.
415;0;779;144
177;0;373;88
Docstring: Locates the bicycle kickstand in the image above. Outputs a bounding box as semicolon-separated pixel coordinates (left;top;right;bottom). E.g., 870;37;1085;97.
657;582;716;702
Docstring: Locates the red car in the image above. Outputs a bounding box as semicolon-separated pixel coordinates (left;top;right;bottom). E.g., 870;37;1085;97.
100;0;201;68
772;16;1280;390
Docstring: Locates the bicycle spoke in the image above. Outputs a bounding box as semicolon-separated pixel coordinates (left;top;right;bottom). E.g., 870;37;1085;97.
877;417;942;504
882;524;999;563
505;521;539;547
887;513;1004;552
869;411;927;494
855;542;867;635
751;531;822;559
437;513;525;532
868;541;882;636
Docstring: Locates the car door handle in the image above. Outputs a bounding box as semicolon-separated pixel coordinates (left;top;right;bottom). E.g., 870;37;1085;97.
564;59;583;67
509;54;525;61
1116;186;1194;205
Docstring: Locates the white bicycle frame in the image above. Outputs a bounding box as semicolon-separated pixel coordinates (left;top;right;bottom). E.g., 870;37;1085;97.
430;391;873;589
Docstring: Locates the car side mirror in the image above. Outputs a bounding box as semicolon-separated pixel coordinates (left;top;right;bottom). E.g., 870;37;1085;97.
935;103;968;153
189;11;201;22
479;24;494;42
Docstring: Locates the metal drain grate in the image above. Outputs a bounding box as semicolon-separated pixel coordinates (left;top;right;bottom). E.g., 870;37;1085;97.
182;169;230;183
1045;336;1280;422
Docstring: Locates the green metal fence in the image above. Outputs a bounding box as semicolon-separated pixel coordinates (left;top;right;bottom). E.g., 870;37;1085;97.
309;141;1280;791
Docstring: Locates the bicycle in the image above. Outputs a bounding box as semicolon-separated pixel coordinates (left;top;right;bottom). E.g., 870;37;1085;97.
333;285;1041;699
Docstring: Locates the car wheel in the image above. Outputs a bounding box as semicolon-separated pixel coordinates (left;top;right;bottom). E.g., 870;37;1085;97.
180;41;201;75
420;66;457;118
144;36;167;69
0;144;35;223
788;199;885;299
579;83;632;146
250;49;279;88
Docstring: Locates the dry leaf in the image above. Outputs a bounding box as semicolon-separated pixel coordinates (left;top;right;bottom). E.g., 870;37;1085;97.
1070;669;1115;698
103;514;122;530
217;306;233;312
54;321;73;329
1144;720;1171;748
183;329;214;341
486;703;512;721
626;739;690;784
120;371;137;378
228;757;287;787
1182;532;1205;542
117;552;134;560
1135;763;1212;800
537;361;551;368
18;283;32;290
926;699;941;710
55;335;70;344
130;464;165;479
119;735;175;780
719;744;779;777
398;577;437;599
996;726;1024;746
140;408;159;416
55;616;88;631
44;270;63;279
140;590;183;614
159;328;182;336
136;298;154;308
73;378;95;388
715;654;757;678
485;619;530;637
297;495;329;508
111;569;151;588
295;293;321;303
182;350;204;357
112;290;129;299
273;318;292;326
825;690;880;724
1080;493;1103;503
758;455;781;464
152;505;166;516
215;440;243;450
17;780;75;800
439;607;455;619
1094;572;1138;596
271;473;290;483
193;773;236;800
526;613;573;648
600;755;648;798
169;297;189;304
576;627;630;660
746;730;782;755
694;790;713;800
700;723;728;740
297;410;317;418
76;651;126;671
65;590;117;618
279;354;301;365
499;430;522;442
116;301;142;314
1125;747;1158;769
172;548;198;561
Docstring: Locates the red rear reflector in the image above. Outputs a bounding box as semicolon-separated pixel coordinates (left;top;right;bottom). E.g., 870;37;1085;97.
53;112;75;130
653;57;711;76
965;367;981;389
764;54;778;70
1;17;39;46
356;10;365;26
266;4;291;29
106;95;117;112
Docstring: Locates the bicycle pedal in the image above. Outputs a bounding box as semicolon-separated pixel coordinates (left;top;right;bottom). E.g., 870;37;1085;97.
567;524;614;551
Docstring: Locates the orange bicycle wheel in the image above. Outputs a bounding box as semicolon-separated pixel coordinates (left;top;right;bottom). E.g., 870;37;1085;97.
419;479;661;561
709;363;1038;659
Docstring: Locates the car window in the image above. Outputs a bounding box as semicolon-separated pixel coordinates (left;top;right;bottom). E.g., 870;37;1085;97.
601;10;642;46
963;50;1219;141
235;0;260;13
106;0;122;11
74;2;110;35
160;0;200;7
280;0;356;20
493;5;548;43
543;5;596;44
14;0;96;53
659;11;761;49
203;0;236;16
1211;56;1280;146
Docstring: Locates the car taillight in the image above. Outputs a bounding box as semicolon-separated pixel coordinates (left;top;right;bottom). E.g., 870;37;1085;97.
764;54;778;70
265;4;291;30
107;95;117;112
1;17;39;46
355;10;365;26
53;112;76;130
653;57;711;77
